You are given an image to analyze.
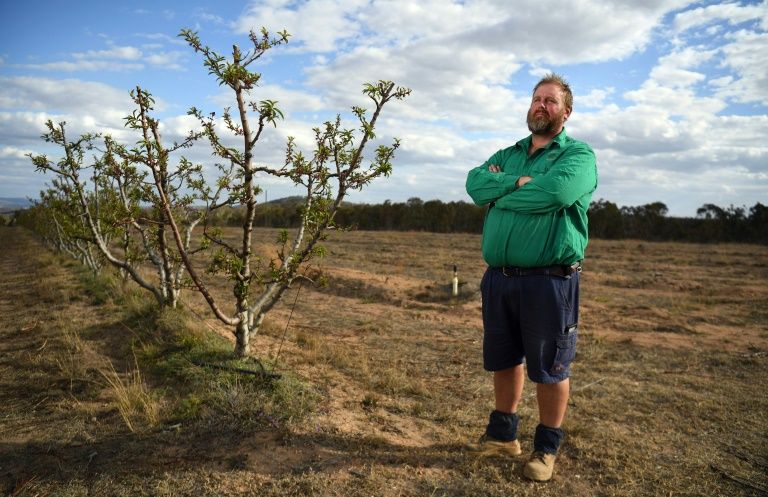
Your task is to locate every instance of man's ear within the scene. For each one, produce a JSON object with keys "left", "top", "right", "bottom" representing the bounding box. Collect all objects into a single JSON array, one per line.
[{"left": 564, "top": 106, "right": 572, "bottom": 121}]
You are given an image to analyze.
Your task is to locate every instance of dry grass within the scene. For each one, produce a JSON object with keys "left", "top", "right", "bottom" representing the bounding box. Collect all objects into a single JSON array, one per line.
[
  {"left": 1, "top": 226, "right": 767, "bottom": 496},
  {"left": 99, "top": 358, "right": 161, "bottom": 433},
  {"left": 52, "top": 325, "right": 90, "bottom": 390}
]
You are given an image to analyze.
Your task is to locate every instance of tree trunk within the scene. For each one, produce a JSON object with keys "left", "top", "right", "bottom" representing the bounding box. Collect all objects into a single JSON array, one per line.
[{"left": 234, "top": 316, "right": 250, "bottom": 357}]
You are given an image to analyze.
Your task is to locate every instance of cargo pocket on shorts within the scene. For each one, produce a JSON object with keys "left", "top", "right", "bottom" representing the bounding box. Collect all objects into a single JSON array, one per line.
[
  {"left": 549, "top": 324, "right": 578, "bottom": 377},
  {"left": 554, "top": 274, "right": 575, "bottom": 311}
]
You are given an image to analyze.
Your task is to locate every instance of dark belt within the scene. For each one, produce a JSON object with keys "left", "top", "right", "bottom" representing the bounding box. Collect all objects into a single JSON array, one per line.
[{"left": 497, "top": 262, "right": 582, "bottom": 278}]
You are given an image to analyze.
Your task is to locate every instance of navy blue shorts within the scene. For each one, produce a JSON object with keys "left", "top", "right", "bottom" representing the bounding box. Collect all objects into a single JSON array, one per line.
[{"left": 480, "top": 266, "right": 579, "bottom": 384}]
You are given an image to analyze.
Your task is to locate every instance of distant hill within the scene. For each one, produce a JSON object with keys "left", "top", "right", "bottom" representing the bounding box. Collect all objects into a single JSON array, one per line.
[
  {"left": 264, "top": 195, "right": 305, "bottom": 206},
  {"left": 263, "top": 196, "right": 362, "bottom": 206},
  {"left": 0, "top": 198, "right": 33, "bottom": 213}
]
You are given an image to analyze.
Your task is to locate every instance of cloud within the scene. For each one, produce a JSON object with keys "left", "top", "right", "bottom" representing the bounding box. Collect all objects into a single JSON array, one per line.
[
  {"left": 235, "top": 0, "right": 692, "bottom": 64},
  {"left": 0, "top": 76, "right": 134, "bottom": 116},
  {"left": 235, "top": 0, "right": 366, "bottom": 52},
  {"left": 193, "top": 8, "right": 228, "bottom": 26},
  {"left": 277, "top": 0, "right": 706, "bottom": 144},
  {"left": 144, "top": 51, "right": 188, "bottom": 70},
  {"left": 1, "top": 145, "right": 35, "bottom": 159},
  {"left": 648, "top": 47, "right": 717, "bottom": 88},
  {"left": 3, "top": 0, "right": 767, "bottom": 215},
  {"left": 72, "top": 45, "right": 142, "bottom": 61},
  {"left": 0, "top": 77, "right": 177, "bottom": 156},
  {"left": 22, "top": 60, "right": 144, "bottom": 72},
  {"left": 303, "top": 39, "right": 526, "bottom": 135},
  {"left": 672, "top": 1, "right": 767, "bottom": 34},
  {"left": 579, "top": 88, "right": 615, "bottom": 109},
  {"left": 715, "top": 29, "right": 768, "bottom": 105},
  {"left": 135, "top": 32, "right": 190, "bottom": 47},
  {"left": 206, "top": 84, "right": 327, "bottom": 116},
  {"left": 273, "top": 0, "right": 764, "bottom": 215},
  {"left": 22, "top": 38, "right": 190, "bottom": 73},
  {"left": 594, "top": 154, "right": 768, "bottom": 215},
  {"left": 668, "top": 2, "right": 768, "bottom": 106},
  {"left": 450, "top": 0, "right": 689, "bottom": 64}
]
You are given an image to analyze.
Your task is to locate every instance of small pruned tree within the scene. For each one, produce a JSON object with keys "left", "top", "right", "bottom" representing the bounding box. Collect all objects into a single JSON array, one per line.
[
  {"left": 147, "top": 28, "right": 410, "bottom": 357},
  {"left": 106, "top": 87, "right": 217, "bottom": 307},
  {"left": 29, "top": 120, "right": 197, "bottom": 307},
  {"left": 40, "top": 183, "right": 104, "bottom": 273}
]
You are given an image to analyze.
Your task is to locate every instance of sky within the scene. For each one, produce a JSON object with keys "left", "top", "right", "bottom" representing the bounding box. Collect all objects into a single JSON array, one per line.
[{"left": 1, "top": 0, "right": 766, "bottom": 217}]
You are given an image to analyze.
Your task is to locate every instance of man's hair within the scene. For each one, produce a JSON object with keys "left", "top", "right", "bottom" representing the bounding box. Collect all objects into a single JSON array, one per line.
[{"left": 533, "top": 73, "right": 573, "bottom": 110}]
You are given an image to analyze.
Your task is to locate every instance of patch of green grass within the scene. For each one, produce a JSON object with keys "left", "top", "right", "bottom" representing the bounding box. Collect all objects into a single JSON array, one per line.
[
  {"left": 79, "top": 270, "right": 121, "bottom": 304},
  {"left": 113, "top": 304, "right": 321, "bottom": 431}
]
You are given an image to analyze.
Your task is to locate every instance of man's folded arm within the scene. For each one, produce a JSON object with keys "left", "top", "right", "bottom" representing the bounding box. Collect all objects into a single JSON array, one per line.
[
  {"left": 466, "top": 159, "right": 519, "bottom": 206},
  {"left": 493, "top": 146, "right": 596, "bottom": 214}
]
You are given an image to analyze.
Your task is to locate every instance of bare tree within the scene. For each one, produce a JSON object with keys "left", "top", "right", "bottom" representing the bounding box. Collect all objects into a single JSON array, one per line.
[{"left": 144, "top": 28, "right": 411, "bottom": 356}]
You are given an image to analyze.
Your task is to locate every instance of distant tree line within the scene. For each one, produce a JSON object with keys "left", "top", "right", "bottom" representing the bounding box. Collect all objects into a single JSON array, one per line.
[
  {"left": 588, "top": 199, "right": 767, "bottom": 244},
  {"left": 207, "top": 197, "right": 767, "bottom": 244}
]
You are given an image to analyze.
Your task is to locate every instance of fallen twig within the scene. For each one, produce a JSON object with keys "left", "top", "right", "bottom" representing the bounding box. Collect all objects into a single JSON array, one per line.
[
  {"left": 573, "top": 377, "right": 607, "bottom": 392},
  {"left": 21, "top": 320, "right": 39, "bottom": 332},
  {"left": 9, "top": 475, "right": 44, "bottom": 497}
]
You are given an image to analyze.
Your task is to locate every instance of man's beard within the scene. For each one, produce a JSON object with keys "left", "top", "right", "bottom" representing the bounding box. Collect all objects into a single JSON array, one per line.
[{"left": 527, "top": 109, "right": 564, "bottom": 135}]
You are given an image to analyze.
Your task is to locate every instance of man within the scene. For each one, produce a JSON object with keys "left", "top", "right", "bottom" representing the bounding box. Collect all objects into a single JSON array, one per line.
[{"left": 465, "top": 73, "right": 597, "bottom": 482}]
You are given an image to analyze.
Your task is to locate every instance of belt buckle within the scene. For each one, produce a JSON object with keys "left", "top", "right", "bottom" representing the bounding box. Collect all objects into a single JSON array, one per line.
[{"left": 502, "top": 266, "right": 516, "bottom": 277}]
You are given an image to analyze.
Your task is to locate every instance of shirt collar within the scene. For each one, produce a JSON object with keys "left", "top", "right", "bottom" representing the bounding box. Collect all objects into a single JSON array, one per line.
[{"left": 515, "top": 127, "right": 568, "bottom": 151}]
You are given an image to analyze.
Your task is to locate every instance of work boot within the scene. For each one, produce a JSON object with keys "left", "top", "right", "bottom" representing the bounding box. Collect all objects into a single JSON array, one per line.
[
  {"left": 523, "top": 451, "right": 557, "bottom": 481},
  {"left": 469, "top": 410, "right": 521, "bottom": 456},
  {"left": 469, "top": 433, "right": 522, "bottom": 457},
  {"left": 523, "top": 424, "right": 564, "bottom": 482}
]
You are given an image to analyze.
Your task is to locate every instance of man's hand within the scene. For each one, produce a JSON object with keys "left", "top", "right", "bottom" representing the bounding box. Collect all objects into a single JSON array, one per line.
[
  {"left": 517, "top": 175, "right": 533, "bottom": 188},
  {"left": 488, "top": 164, "right": 501, "bottom": 173}
]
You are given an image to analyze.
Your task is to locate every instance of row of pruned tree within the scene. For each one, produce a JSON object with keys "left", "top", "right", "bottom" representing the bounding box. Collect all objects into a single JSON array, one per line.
[
  {"left": 17, "top": 28, "right": 410, "bottom": 357},
  {"left": 205, "top": 197, "right": 767, "bottom": 244}
]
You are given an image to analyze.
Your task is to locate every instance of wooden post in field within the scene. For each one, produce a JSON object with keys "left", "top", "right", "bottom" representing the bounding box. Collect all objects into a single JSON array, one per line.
[{"left": 452, "top": 264, "right": 459, "bottom": 297}]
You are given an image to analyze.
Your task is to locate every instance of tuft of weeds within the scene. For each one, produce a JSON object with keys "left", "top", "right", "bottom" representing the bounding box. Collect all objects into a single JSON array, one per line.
[
  {"left": 119, "top": 286, "right": 156, "bottom": 317},
  {"left": 99, "top": 358, "right": 161, "bottom": 433},
  {"left": 51, "top": 324, "right": 90, "bottom": 390},
  {"left": 294, "top": 331, "right": 317, "bottom": 350},
  {"left": 204, "top": 372, "right": 318, "bottom": 429},
  {"left": 371, "top": 364, "right": 428, "bottom": 397},
  {"left": 361, "top": 392, "right": 380, "bottom": 410},
  {"left": 80, "top": 271, "right": 120, "bottom": 305},
  {"left": 309, "top": 337, "right": 371, "bottom": 376},
  {"left": 38, "top": 285, "right": 71, "bottom": 304}
]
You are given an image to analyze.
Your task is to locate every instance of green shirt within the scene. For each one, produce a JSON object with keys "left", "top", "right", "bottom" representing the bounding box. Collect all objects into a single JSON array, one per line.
[{"left": 465, "top": 128, "right": 597, "bottom": 268}]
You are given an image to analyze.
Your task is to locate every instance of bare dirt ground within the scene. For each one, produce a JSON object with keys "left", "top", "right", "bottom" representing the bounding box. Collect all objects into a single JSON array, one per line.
[{"left": 1, "top": 226, "right": 767, "bottom": 496}]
